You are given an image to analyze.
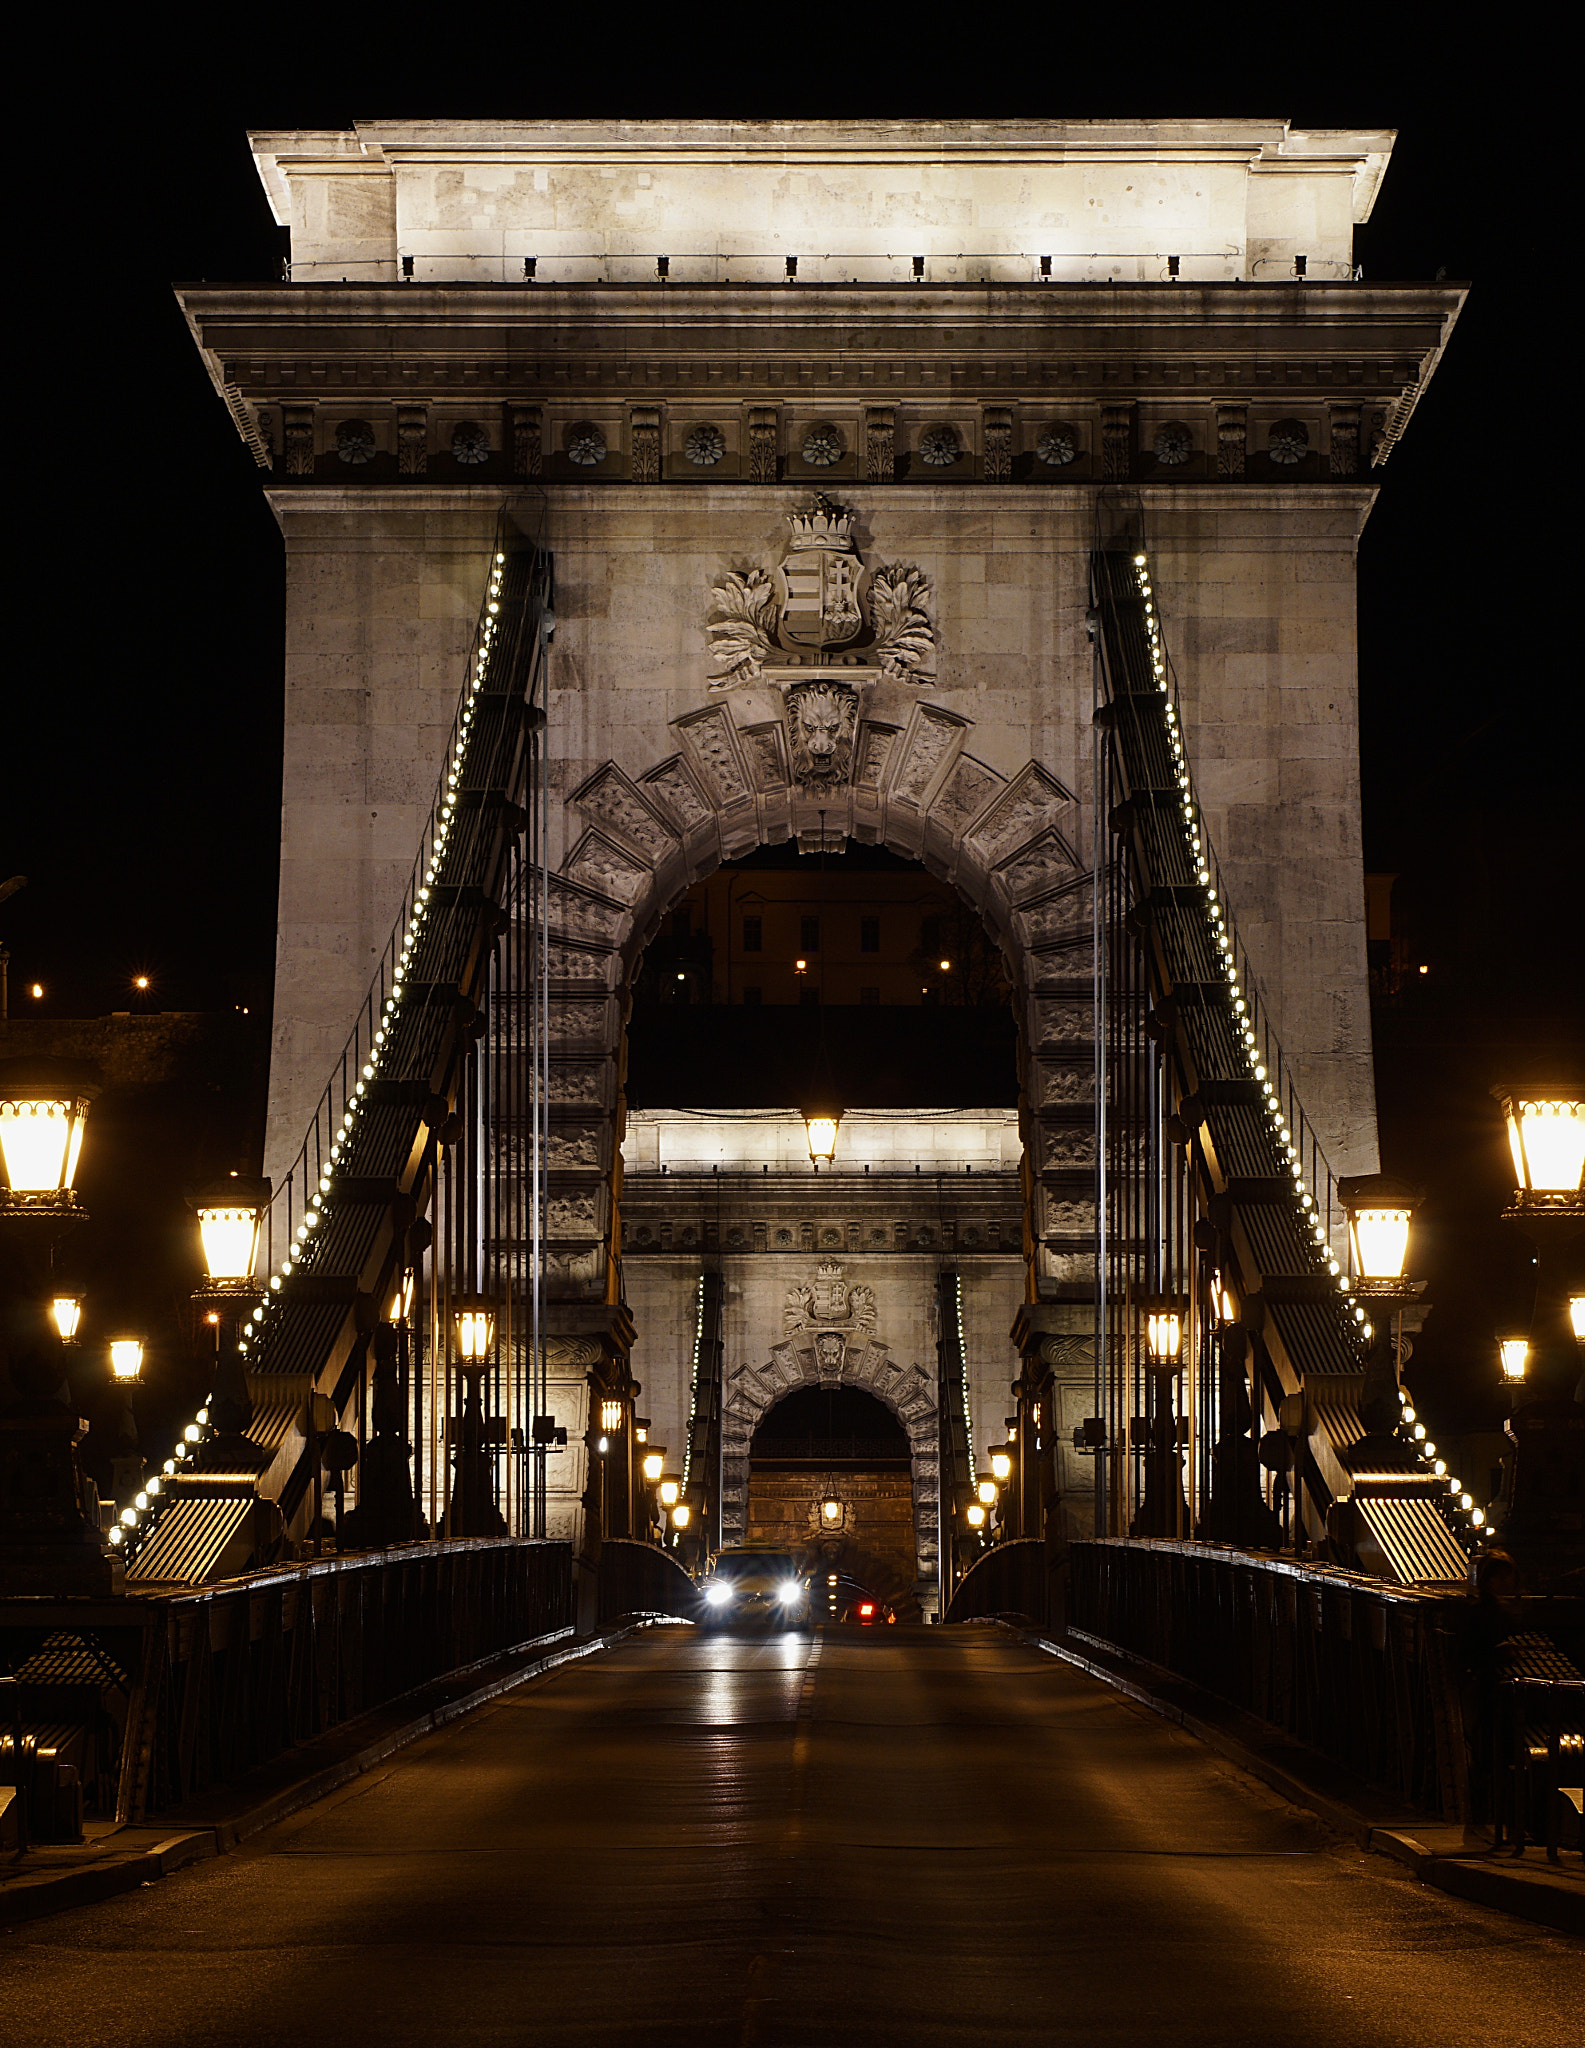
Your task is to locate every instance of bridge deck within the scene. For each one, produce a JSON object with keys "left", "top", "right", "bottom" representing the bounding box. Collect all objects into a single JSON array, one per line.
[{"left": 3, "top": 1629, "right": 1575, "bottom": 2045}]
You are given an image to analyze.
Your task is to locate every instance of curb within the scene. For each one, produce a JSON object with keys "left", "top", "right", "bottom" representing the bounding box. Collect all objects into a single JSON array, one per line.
[
  {"left": 997, "top": 1620, "right": 1584, "bottom": 1938},
  {"left": 1, "top": 1613, "right": 688, "bottom": 1929}
]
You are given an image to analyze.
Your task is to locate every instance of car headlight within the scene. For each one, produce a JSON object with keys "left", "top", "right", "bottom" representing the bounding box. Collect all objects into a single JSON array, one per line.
[
  {"left": 704, "top": 1581, "right": 733, "bottom": 1608},
  {"left": 776, "top": 1580, "right": 804, "bottom": 1606}
]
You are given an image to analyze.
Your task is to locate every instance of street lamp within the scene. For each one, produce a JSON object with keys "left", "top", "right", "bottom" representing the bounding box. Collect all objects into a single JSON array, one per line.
[
  {"left": 988, "top": 1445, "right": 1013, "bottom": 1484},
  {"left": 671, "top": 1502, "right": 691, "bottom": 1531},
  {"left": 454, "top": 1300, "right": 495, "bottom": 1359},
  {"left": 387, "top": 1268, "right": 415, "bottom": 1323},
  {"left": 803, "top": 1109, "right": 840, "bottom": 1166},
  {"left": 108, "top": 1338, "right": 144, "bottom": 1384},
  {"left": 658, "top": 1474, "right": 681, "bottom": 1511},
  {"left": 1135, "top": 1295, "right": 1190, "bottom": 1539},
  {"left": 1498, "top": 1334, "right": 1530, "bottom": 1384},
  {"left": 975, "top": 1476, "right": 998, "bottom": 1508},
  {"left": 965, "top": 1502, "right": 987, "bottom": 1530},
  {"left": 1144, "top": 1304, "right": 1183, "bottom": 1368},
  {"left": 192, "top": 1177, "right": 272, "bottom": 1290},
  {"left": 820, "top": 1496, "right": 843, "bottom": 1526},
  {"left": 1493, "top": 1086, "right": 1585, "bottom": 1202},
  {"left": 51, "top": 1294, "right": 83, "bottom": 1343},
  {"left": 641, "top": 1450, "right": 665, "bottom": 1485},
  {"left": 1337, "top": 1174, "right": 1423, "bottom": 1290},
  {"left": 0, "top": 1058, "right": 99, "bottom": 1212}
]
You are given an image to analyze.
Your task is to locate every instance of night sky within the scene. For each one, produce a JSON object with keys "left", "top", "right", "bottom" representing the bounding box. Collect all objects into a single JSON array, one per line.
[{"left": 4, "top": 26, "right": 1574, "bottom": 1440}]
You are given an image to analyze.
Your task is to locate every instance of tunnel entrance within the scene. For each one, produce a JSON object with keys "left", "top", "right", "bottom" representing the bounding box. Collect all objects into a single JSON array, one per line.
[{"left": 747, "top": 1386, "right": 921, "bottom": 1619}]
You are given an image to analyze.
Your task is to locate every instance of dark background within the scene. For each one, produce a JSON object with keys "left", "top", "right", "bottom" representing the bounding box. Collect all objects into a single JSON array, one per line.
[{"left": 2, "top": 20, "right": 1574, "bottom": 1461}]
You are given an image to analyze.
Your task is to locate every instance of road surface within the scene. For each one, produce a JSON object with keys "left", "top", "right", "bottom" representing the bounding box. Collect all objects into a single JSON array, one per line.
[{"left": 3, "top": 1626, "right": 1578, "bottom": 2046}]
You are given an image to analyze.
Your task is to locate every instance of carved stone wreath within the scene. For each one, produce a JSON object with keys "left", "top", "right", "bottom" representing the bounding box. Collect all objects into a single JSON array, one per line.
[
  {"left": 1154, "top": 422, "right": 1193, "bottom": 467},
  {"left": 685, "top": 423, "right": 725, "bottom": 467},
  {"left": 1036, "top": 425, "right": 1077, "bottom": 467},
  {"left": 801, "top": 421, "right": 845, "bottom": 467},
  {"left": 336, "top": 419, "right": 376, "bottom": 465},
  {"left": 1269, "top": 419, "right": 1310, "bottom": 466},
  {"left": 567, "top": 422, "right": 607, "bottom": 466},
  {"left": 918, "top": 424, "right": 961, "bottom": 467},
  {"left": 452, "top": 421, "right": 489, "bottom": 466}
]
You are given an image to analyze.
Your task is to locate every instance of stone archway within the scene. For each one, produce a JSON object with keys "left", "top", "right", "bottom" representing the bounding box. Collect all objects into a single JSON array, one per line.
[
  {"left": 537, "top": 698, "right": 1098, "bottom": 1317},
  {"left": 720, "top": 1285, "right": 940, "bottom": 1596}
]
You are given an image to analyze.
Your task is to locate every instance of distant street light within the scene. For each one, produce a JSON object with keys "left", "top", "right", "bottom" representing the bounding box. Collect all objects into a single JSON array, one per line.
[
  {"left": 454, "top": 1300, "right": 495, "bottom": 1359},
  {"left": 108, "top": 1337, "right": 144, "bottom": 1384},
  {"left": 803, "top": 1110, "right": 840, "bottom": 1165}
]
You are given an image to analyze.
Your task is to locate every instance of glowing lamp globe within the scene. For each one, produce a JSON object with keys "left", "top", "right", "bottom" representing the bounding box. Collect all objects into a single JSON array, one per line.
[
  {"left": 821, "top": 1498, "right": 842, "bottom": 1525},
  {"left": 454, "top": 1302, "right": 495, "bottom": 1359},
  {"left": 1492, "top": 1086, "right": 1585, "bottom": 1198},
  {"left": 0, "top": 1058, "right": 100, "bottom": 1203},
  {"left": 599, "top": 1398, "right": 624, "bottom": 1433},
  {"left": 804, "top": 1112, "right": 840, "bottom": 1165},
  {"left": 109, "top": 1338, "right": 144, "bottom": 1384},
  {"left": 192, "top": 1177, "right": 271, "bottom": 1288},
  {"left": 1570, "top": 1294, "right": 1585, "bottom": 1343},
  {"left": 1498, "top": 1336, "right": 1530, "bottom": 1383},
  {"left": 671, "top": 1502, "right": 692, "bottom": 1531},
  {"left": 1142, "top": 1299, "right": 1184, "bottom": 1367},
  {"left": 965, "top": 1502, "right": 987, "bottom": 1530},
  {"left": 975, "top": 1476, "right": 998, "bottom": 1507},
  {"left": 52, "top": 1294, "right": 84, "bottom": 1343},
  {"left": 658, "top": 1475, "right": 681, "bottom": 1509},
  {"left": 1338, "top": 1175, "right": 1423, "bottom": 1286},
  {"left": 641, "top": 1451, "right": 665, "bottom": 1484},
  {"left": 989, "top": 1447, "right": 1013, "bottom": 1484}
]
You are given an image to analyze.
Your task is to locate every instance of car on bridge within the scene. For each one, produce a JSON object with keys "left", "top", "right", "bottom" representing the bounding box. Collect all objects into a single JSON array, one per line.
[{"left": 697, "top": 1548, "right": 811, "bottom": 1631}]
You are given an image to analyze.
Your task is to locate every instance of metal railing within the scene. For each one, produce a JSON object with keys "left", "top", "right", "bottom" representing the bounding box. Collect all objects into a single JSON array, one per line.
[{"left": 1069, "top": 1539, "right": 1470, "bottom": 1819}]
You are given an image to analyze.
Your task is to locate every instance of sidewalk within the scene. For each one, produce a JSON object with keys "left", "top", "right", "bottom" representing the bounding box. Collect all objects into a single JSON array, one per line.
[
  {"left": 0, "top": 1614, "right": 686, "bottom": 1928},
  {"left": 1001, "top": 1618, "right": 1584, "bottom": 1939}
]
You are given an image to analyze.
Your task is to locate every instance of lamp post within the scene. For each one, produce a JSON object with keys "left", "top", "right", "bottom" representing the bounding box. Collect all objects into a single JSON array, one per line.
[
  {"left": 107, "top": 1337, "right": 146, "bottom": 1508},
  {"left": 447, "top": 1299, "right": 504, "bottom": 1537},
  {"left": 0, "top": 1058, "right": 119, "bottom": 1595},
  {"left": 1337, "top": 1174, "right": 1428, "bottom": 1433},
  {"left": 190, "top": 1175, "right": 270, "bottom": 1450},
  {"left": 1132, "top": 1295, "right": 1189, "bottom": 1538},
  {"left": 1488, "top": 1084, "right": 1585, "bottom": 1588}
]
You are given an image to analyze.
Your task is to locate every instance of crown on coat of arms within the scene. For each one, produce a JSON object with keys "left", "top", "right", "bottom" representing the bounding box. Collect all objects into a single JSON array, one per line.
[{"left": 787, "top": 495, "right": 856, "bottom": 552}]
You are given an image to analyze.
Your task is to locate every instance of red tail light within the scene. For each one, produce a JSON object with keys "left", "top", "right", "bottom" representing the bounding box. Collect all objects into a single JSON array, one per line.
[{"left": 859, "top": 1602, "right": 875, "bottom": 1616}]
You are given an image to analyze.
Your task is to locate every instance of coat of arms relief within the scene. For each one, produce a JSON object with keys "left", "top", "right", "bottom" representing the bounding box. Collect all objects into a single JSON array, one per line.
[
  {"left": 706, "top": 498, "right": 935, "bottom": 795},
  {"left": 781, "top": 1259, "right": 881, "bottom": 1386}
]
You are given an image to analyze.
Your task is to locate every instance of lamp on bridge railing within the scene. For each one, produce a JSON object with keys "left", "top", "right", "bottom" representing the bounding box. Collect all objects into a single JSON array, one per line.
[
  {"left": 670, "top": 1502, "right": 691, "bottom": 1531},
  {"left": 1144, "top": 1304, "right": 1183, "bottom": 1369},
  {"left": 1337, "top": 1175, "right": 1423, "bottom": 1292},
  {"left": 641, "top": 1450, "right": 665, "bottom": 1485},
  {"left": 988, "top": 1445, "right": 1013, "bottom": 1484},
  {"left": 1498, "top": 1334, "right": 1530, "bottom": 1385},
  {"left": 964, "top": 1501, "right": 987, "bottom": 1531},
  {"left": 454, "top": 1300, "right": 495, "bottom": 1360},
  {"left": 658, "top": 1474, "right": 681, "bottom": 1512},
  {"left": 387, "top": 1268, "right": 415, "bottom": 1323},
  {"left": 1493, "top": 1086, "right": 1585, "bottom": 1204},
  {"left": 1490, "top": 1081, "right": 1584, "bottom": 1413},
  {"left": 192, "top": 1176, "right": 272, "bottom": 1292},
  {"left": 0, "top": 1058, "right": 99, "bottom": 1215},
  {"left": 599, "top": 1398, "right": 624, "bottom": 1434},
  {"left": 51, "top": 1294, "right": 83, "bottom": 1344}
]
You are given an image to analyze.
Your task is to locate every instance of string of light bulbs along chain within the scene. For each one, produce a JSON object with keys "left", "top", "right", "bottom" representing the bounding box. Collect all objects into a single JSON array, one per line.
[
  {"left": 1130, "top": 549, "right": 1483, "bottom": 1551},
  {"left": 111, "top": 551, "right": 519, "bottom": 1561}
]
